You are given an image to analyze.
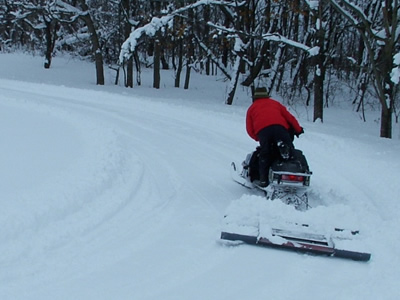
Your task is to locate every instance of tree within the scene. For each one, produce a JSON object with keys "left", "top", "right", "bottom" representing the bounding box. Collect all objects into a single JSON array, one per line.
[
  {"left": 119, "top": 1, "right": 207, "bottom": 89},
  {"left": 4, "top": 1, "right": 57, "bottom": 67},
  {"left": 6, "top": 0, "right": 109, "bottom": 84},
  {"left": 0, "top": 1, "right": 14, "bottom": 50},
  {"left": 73, "top": 0, "right": 104, "bottom": 85},
  {"left": 121, "top": 0, "right": 133, "bottom": 87},
  {"left": 201, "top": 1, "right": 319, "bottom": 104},
  {"left": 309, "top": 0, "right": 326, "bottom": 122},
  {"left": 330, "top": 0, "right": 400, "bottom": 138},
  {"left": 2, "top": 0, "right": 398, "bottom": 139}
]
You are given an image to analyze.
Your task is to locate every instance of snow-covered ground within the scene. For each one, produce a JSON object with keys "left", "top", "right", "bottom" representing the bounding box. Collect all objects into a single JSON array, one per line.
[{"left": 0, "top": 53, "right": 399, "bottom": 300}]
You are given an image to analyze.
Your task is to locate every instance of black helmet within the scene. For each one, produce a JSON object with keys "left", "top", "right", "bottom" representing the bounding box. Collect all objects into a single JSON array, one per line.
[{"left": 253, "top": 87, "right": 269, "bottom": 100}]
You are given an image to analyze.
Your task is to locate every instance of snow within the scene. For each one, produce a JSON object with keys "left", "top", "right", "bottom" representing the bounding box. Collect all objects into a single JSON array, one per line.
[
  {"left": 394, "top": 52, "right": 400, "bottom": 65},
  {"left": 391, "top": 53, "right": 400, "bottom": 84},
  {"left": 0, "top": 53, "right": 400, "bottom": 300},
  {"left": 261, "top": 33, "right": 319, "bottom": 56},
  {"left": 304, "top": 0, "right": 319, "bottom": 10}
]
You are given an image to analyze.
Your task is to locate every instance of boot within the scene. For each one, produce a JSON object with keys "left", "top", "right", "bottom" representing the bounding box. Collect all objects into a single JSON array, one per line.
[
  {"left": 258, "top": 177, "right": 268, "bottom": 188},
  {"left": 277, "top": 141, "right": 290, "bottom": 160},
  {"left": 258, "top": 159, "right": 269, "bottom": 187}
]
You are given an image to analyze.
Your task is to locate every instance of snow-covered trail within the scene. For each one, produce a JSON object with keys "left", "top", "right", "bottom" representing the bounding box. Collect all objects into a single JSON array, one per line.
[
  {"left": 0, "top": 80, "right": 249, "bottom": 299},
  {"left": 1, "top": 75, "right": 399, "bottom": 300}
]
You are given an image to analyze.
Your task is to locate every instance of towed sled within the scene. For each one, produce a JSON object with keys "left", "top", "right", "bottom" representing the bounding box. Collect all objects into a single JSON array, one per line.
[
  {"left": 223, "top": 143, "right": 371, "bottom": 262},
  {"left": 220, "top": 218, "right": 371, "bottom": 261}
]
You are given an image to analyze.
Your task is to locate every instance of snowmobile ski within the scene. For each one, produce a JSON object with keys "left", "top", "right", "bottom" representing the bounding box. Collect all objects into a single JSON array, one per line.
[
  {"left": 230, "top": 162, "right": 254, "bottom": 189},
  {"left": 231, "top": 161, "right": 271, "bottom": 192}
]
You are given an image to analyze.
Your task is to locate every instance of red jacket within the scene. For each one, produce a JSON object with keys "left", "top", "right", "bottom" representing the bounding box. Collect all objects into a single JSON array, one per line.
[{"left": 246, "top": 97, "right": 302, "bottom": 141}]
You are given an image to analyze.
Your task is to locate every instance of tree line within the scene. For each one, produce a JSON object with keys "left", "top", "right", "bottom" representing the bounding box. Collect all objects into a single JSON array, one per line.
[{"left": 1, "top": 0, "right": 399, "bottom": 138}]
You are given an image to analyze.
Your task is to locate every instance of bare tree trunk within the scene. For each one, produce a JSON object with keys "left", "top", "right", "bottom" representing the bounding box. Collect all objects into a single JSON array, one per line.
[
  {"left": 133, "top": 52, "right": 141, "bottom": 86},
  {"left": 225, "top": 55, "right": 241, "bottom": 105},
  {"left": 381, "top": 105, "right": 393, "bottom": 138},
  {"left": 329, "top": 0, "right": 398, "bottom": 138},
  {"left": 43, "top": 18, "right": 57, "bottom": 69},
  {"left": 184, "top": 58, "right": 191, "bottom": 90},
  {"left": 126, "top": 56, "right": 133, "bottom": 88},
  {"left": 313, "top": 61, "right": 324, "bottom": 122},
  {"left": 241, "top": 42, "right": 269, "bottom": 87},
  {"left": 153, "top": 35, "right": 161, "bottom": 89},
  {"left": 77, "top": 0, "right": 104, "bottom": 85},
  {"left": 175, "top": 41, "right": 183, "bottom": 88},
  {"left": 312, "top": 2, "right": 325, "bottom": 122},
  {"left": 122, "top": 0, "right": 133, "bottom": 88},
  {"left": 203, "top": 5, "right": 211, "bottom": 76},
  {"left": 184, "top": 7, "right": 194, "bottom": 90}
]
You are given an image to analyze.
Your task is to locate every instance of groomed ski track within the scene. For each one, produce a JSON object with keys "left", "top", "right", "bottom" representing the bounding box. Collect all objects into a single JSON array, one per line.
[{"left": 0, "top": 77, "right": 399, "bottom": 300}]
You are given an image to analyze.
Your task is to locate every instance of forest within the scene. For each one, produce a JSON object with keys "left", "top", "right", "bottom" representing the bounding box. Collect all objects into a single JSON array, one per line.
[{"left": 0, "top": 0, "right": 399, "bottom": 138}]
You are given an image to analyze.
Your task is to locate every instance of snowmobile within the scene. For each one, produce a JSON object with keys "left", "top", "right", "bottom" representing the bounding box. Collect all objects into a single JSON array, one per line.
[
  {"left": 231, "top": 143, "right": 311, "bottom": 211},
  {"left": 223, "top": 141, "right": 371, "bottom": 262}
]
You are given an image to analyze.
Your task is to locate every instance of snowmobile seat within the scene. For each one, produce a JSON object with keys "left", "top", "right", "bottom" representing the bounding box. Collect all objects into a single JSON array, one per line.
[{"left": 271, "top": 149, "right": 310, "bottom": 174}]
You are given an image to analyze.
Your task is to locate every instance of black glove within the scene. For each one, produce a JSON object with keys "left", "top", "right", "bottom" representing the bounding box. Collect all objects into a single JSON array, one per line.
[{"left": 295, "top": 127, "right": 304, "bottom": 138}]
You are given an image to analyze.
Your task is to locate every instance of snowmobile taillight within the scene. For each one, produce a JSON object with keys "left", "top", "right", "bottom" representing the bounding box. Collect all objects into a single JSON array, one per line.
[{"left": 282, "top": 174, "right": 304, "bottom": 182}]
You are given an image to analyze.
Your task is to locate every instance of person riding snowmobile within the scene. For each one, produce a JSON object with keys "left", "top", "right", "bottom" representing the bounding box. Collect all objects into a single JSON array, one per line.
[{"left": 246, "top": 87, "right": 304, "bottom": 187}]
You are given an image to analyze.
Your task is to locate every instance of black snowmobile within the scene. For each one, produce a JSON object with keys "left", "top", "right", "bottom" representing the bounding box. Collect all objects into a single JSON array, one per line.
[
  {"left": 231, "top": 142, "right": 312, "bottom": 211},
  {"left": 224, "top": 141, "right": 371, "bottom": 262}
]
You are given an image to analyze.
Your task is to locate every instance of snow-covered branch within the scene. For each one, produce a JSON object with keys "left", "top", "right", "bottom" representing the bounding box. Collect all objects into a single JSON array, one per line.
[
  {"left": 329, "top": 0, "right": 383, "bottom": 41},
  {"left": 262, "top": 33, "right": 319, "bottom": 56},
  {"left": 119, "top": 0, "right": 243, "bottom": 63},
  {"left": 47, "top": 0, "right": 87, "bottom": 23},
  {"left": 303, "top": 0, "right": 320, "bottom": 10},
  {"left": 208, "top": 21, "right": 319, "bottom": 56},
  {"left": 119, "top": 15, "right": 174, "bottom": 63},
  {"left": 194, "top": 34, "right": 232, "bottom": 80}
]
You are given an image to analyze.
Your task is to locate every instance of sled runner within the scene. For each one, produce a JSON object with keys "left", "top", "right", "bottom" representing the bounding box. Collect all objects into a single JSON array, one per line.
[{"left": 220, "top": 225, "right": 371, "bottom": 261}]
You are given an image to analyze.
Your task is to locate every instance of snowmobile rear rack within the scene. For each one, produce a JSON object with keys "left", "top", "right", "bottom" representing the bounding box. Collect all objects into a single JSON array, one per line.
[{"left": 220, "top": 231, "right": 371, "bottom": 262}]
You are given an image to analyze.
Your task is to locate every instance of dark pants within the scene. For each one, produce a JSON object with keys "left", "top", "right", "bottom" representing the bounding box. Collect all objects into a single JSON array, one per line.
[{"left": 257, "top": 125, "right": 294, "bottom": 182}]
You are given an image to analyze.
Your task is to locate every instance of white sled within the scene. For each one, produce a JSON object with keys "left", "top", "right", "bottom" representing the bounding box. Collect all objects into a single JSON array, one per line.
[{"left": 220, "top": 197, "right": 371, "bottom": 261}]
